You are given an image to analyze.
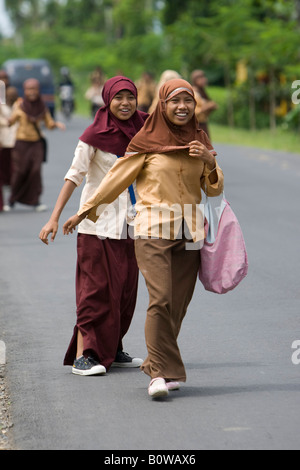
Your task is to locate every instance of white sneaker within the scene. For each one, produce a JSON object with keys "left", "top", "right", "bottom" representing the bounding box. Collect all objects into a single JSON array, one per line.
[
  {"left": 166, "top": 381, "right": 180, "bottom": 391},
  {"left": 35, "top": 204, "right": 47, "bottom": 212},
  {"left": 148, "top": 378, "right": 169, "bottom": 398}
]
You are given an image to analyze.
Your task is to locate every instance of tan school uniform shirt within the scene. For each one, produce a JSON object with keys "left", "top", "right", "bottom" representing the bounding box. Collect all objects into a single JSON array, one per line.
[
  {"left": 78, "top": 150, "right": 224, "bottom": 243},
  {"left": 9, "top": 99, "right": 56, "bottom": 141}
]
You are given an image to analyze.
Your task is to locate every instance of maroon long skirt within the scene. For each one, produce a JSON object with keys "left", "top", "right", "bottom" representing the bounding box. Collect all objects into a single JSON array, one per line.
[
  {"left": 63, "top": 233, "right": 139, "bottom": 370},
  {"left": 10, "top": 140, "right": 43, "bottom": 206},
  {"left": 0, "top": 148, "right": 13, "bottom": 186},
  {"left": 0, "top": 181, "right": 3, "bottom": 211},
  {"left": 0, "top": 147, "right": 13, "bottom": 211}
]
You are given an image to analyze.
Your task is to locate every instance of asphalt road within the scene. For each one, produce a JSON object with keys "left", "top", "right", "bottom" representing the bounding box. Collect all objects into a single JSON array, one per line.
[{"left": 0, "top": 115, "right": 300, "bottom": 451}]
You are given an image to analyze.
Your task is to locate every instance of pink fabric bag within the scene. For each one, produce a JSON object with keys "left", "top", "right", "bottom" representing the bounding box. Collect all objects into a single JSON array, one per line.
[{"left": 199, "top": 196, "right": 248, "bottom": 294}]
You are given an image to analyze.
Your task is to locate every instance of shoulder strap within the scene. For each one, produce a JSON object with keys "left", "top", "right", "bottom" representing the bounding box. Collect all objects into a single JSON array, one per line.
[
  {"left": 32, "top": 121, "right": 42, "bottom": 139},
  {"left": 117, "top": 156, "right": 136, "bottom": 206}
]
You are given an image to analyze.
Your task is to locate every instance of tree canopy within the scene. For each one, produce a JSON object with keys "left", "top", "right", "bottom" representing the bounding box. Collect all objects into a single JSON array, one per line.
[{"left": 1, "top": 0, "right": 300, "bottom": 129}]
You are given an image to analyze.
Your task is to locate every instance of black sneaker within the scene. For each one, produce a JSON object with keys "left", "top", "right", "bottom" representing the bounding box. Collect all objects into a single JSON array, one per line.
[
  {"left": 72, "top": 356, "right": 106, "bottom": 376},
  {"left": 111, "top": 351, "right": 143, "bottom": 368}
]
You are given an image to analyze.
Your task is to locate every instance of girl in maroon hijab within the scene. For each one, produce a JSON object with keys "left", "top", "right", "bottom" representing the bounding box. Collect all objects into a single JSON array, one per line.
[
  {"left": 8, "top": 78, "right": 65, "bottom": 211},
  {"left": 39, "top": 76, "right": 148, "bottom": 376}
]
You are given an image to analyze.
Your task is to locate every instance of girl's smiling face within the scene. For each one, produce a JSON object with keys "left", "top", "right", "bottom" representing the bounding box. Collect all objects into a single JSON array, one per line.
[
  {"left": 165, "top": 91, "right": 196, "bottom": 126},
  {"left": 24, "top": 85, "right": 40, "bottom": 102},
  {"left": 110, "top": 90, "right": 137, "bottom": 120}
]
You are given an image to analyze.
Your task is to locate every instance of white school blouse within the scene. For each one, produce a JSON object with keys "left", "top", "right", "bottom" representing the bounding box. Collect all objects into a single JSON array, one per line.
[{"left": 64, "top": 140, "right": 135, "bottom": 239}]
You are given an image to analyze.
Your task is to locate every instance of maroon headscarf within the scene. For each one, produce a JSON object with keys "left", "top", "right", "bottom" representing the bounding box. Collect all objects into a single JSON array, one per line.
[
  {"left": 21, "top": 78, "right": 47, "bottom": 122},
  {"left": 80, "top": 76, "right": 148, "bottom": 156}
]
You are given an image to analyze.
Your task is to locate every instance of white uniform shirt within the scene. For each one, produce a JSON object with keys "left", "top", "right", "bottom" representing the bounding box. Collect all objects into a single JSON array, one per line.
[
  {"left": 0, "top": 103, "right": 18, "bottom": 148},
  {"left": 64, "top": 140, "right": 135, "bottom": 239}
]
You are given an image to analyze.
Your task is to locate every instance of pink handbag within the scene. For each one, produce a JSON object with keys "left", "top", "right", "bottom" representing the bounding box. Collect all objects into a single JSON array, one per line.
[{"left": 199, "top": 196, "right": 248, "bottom": 294}]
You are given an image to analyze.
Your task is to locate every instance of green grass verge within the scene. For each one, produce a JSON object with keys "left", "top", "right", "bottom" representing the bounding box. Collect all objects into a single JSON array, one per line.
[{"left": 210, "top": 123, "right": 300, "bottom": 155}]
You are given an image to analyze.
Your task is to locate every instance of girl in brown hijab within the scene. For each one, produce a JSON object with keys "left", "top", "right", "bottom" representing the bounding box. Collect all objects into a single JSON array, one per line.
[
  {"left": 7, "top": 78, "right": 65, "bottom": 211},
  {"left": 190, "top": 69, "right": 218, "bottom": 138},
  {"left": 62, "top": 79, "right": 224, "bottom": 398}
]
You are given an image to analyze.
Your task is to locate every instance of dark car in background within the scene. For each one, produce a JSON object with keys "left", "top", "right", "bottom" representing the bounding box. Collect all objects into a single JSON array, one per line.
[{"left": 1, "top": 58, "right": 56, "bottom": 117}]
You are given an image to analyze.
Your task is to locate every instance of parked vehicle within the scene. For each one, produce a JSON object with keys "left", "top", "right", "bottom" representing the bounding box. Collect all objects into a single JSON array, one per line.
[{"left": 1, "top": 58, "right": 56, "bottom": 117}]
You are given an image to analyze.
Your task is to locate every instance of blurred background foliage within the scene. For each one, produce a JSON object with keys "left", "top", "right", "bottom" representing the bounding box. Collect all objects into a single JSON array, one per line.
[{"left": 1, "top": 0, "right": 300, "bottom": 133}]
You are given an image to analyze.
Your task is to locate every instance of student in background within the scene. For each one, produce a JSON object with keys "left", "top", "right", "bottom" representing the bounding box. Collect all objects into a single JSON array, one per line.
[
  {"left": 0, "top": 86, "right": 18, "bottom": 212},
  {"left": 7, "top": 78, "right": 65, "bottom": 212},
  {"left": 190, "top": 69, "right": 218, "bottom": 138}
]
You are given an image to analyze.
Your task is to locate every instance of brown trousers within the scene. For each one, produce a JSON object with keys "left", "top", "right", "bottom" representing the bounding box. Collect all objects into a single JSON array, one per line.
[{"left": 135, "top": 237, "right": 200, "bottom": 382}]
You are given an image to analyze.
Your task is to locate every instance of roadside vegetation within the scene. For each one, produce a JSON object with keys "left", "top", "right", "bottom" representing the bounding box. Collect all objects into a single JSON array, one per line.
[{"left": 1, "top": 0, "right": 300, "bottom": 154}]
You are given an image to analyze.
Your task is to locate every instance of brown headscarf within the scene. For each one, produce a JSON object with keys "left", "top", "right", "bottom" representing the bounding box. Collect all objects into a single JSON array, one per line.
[
  {"left": 125, "top": 78, "right": 214, "bottom": 155},
  {"left": 21, "top": 78, "right": 47, "bottom": 122},
  {"left": 190, "top": 69, "right": 210, "bottom": 100}
]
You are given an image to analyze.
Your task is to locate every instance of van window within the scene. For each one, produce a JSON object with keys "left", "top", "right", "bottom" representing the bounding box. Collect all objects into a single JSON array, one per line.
[
  {"left": 2, "top": 59, "right": 56, "bottom": 116},
  {"left": 4, "top": 61, "right": 54, "bottom": 87}
]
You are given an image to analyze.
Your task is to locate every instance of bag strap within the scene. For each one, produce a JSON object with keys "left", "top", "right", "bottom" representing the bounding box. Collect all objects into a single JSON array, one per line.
[
  {"left": 117, "top": 156, "right": 136, "bottom": 206},
  {"left": 32, "top": 121, "right": 42, "bottom": 139},
  {"left": 203, "top": 181, "right": 227, "bottom": 244}
]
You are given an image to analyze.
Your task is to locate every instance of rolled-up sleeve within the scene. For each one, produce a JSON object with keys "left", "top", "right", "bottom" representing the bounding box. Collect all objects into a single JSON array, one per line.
[
  {"left": 201, "top": 162, "right": 224, "bottom": 197},
  {"left": 78, "top": 153, "right": 146, "bottom": 222},
  {"left": 64, "top": 141, "right": 96, "bottom": 187}
]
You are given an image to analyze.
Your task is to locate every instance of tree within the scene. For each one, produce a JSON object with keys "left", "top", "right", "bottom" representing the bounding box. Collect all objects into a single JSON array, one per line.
[{"left": 2, "top": 0, "right": 300, "bottom": 130}]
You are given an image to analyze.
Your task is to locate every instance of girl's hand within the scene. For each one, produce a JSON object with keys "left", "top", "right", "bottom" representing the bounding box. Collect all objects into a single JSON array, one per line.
[
  {"left": 56, "top": 121, "right": 66, "bottom": 131},
  {"left": 63, "top": 214, "right": 84, "bottom": 235},
  {"left": 189, "top": 140, "right": 216, "bottom": 168},
  {"left": 39, "top": 220, "right": 59, "bottom": 245}
]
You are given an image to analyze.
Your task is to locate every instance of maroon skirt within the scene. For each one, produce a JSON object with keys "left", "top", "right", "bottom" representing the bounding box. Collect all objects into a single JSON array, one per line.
[
  {"left": 0, "top": 148, "right": 13, "bottom": 186},
  {"left": 10, "top": 140, "right": 44, "bottom": 206},
  {"left": 0, "top": 148, "right": 12, "bottom": 211},
  {"left": 0, "top": 183, "right": 3, "bottom": 211},
  {"left": 63, "top": 233, "right": 139, "bottom": 370}
]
